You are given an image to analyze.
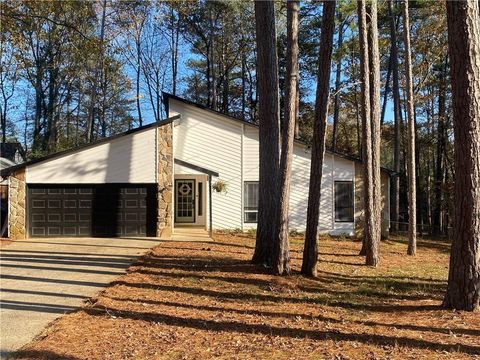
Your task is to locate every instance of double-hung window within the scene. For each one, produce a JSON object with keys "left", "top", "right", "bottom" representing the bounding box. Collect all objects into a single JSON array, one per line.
[
  {"left": 244, "top": 181, "right": 259, "bottom": 223},
  {"left": 334, "top": 181, "right": 354, "bottom": 222}
]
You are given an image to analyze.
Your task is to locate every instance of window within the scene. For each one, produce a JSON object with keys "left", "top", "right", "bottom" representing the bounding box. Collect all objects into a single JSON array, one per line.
[
  {"left": 335, "top": 181, "right": 354, "bottom": 222},
  {"left": 244, "top": 182, "right": 259, "bottom": 223}
]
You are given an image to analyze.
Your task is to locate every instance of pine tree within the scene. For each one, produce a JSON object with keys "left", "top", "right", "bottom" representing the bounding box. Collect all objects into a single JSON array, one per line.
[
  {"left": 251, "top": 0, "right": 281, "bottom": 267},
  {"left": 443, "top": 0, "right": 480, "bottom": 312},
  {"left": 403, "top": 0, "right": 417, "bottom": 255},
  {"left": 301, "top": 0, "right": 336, "bottom": 277},
  {"left": 273, "top": 0, "right": 299, "bottom": 275}
]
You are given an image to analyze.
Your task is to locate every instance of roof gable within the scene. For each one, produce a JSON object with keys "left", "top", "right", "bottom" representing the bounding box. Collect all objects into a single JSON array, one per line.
[
  {"left": 1, "top": 115, "right": 180, "bottom": 178},
  {"left": 163, "top": 92, "right": 394, "bottom": 175}
]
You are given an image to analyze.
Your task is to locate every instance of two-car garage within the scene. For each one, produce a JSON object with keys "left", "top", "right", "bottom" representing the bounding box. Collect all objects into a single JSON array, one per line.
[
  {"left": 27, "top": 184, "right": 157, "bottom": 237},
  {"left": 2, "top": 120, "right": 170, "bottom": 239}
]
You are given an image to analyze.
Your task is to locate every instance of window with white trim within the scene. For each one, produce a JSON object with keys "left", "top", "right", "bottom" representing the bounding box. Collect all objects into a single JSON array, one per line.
[
  {"left": 244, "top": 181, "right": 258, "bottom": 223},
  {"left": 334, "top": 181, "right": 354, "bottom": 222}
]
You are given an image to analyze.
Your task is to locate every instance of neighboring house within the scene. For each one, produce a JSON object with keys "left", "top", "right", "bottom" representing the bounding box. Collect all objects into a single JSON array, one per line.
[
  {"left": 0, "top": 143, "right": 26, "bottom": 166},
  {"left": 0, "top": 93, "right": 391, "bottom": 240}
]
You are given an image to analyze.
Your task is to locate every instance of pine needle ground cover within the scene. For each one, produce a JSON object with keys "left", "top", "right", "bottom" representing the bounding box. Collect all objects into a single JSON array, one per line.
[{"left": 12, "top": 234, "right": 480, "bottom": 360}]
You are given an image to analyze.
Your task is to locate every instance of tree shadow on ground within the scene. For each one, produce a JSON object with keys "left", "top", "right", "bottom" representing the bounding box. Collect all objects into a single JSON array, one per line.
[
  {"left": 83, "top": 305, "right": 480, "bottom": 355},
  {"left": 10, "top": 350, "right": 82, "bottom": 360},
  {"left": 105, "top": 296, "right": 480, "bottom": 337},
  {"left": 111, "top": 278, "right": 444, "bottom": 313},
  {"left": 385, "top": 237, "right": 451, "bottom": 254},
  {"left": 131, "top": 267, "right": 444, "bottom": 301},
  {"left": 133, "top": 254, "right": 447, "bottom": 298}
]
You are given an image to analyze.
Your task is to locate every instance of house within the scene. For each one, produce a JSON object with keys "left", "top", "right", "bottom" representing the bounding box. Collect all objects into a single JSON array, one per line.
[{"left": 0, "top": 93, "right": 391, "bottom": 239}]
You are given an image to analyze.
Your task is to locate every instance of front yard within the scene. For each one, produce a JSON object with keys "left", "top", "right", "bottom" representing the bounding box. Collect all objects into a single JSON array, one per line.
[{"left": 11, "top": 234, "right": 480, "bottom": 359}]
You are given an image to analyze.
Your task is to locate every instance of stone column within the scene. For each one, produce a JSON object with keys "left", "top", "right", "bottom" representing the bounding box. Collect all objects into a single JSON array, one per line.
[
  {"left": 157, "top": 123, "right": 173, "bottom": 238},
  {"left": 8, "top": 169, "right": 26, "bottom": 239}
]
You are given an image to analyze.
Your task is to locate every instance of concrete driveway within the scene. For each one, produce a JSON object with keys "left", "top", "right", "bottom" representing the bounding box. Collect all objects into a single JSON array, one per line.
[{"left": 0, "top": 236, "right": 162, "bottom": 358}]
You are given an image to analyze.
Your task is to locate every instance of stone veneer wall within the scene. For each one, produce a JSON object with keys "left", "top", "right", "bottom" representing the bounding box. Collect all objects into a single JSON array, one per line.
[
  {"left": 8, "top": 169, "right": 26, "bottom": 239},
  {"left": 156, "top": 123, "right": 173, "bottom": 238},
  {"left": 354, "top": 163, "right": 390, "bottom": 239}
]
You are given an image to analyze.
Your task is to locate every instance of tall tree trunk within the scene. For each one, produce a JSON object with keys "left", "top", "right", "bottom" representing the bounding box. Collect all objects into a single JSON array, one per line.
[
  {"left": 32, "top": 68, "right": 43, "bottom": 152},
  {"left": 206, "top": 48, "right": 212, "bottom": 107},
  {"left": 389, "top": 0, "right": 401, "bottom": 232},
  {"left": 209, "top": 12, "right": 217, "bottom": 111},
  {"left": 87, "top": 0, "right": 107, "bottom": 142},
  {"left": 350, "top": 45, "right": 361, "bottom": 157},
  {"left": 301, "top": 0, "right": 336, "bottom": 277},
  {"left": 357, "top": 0, "right": 376, "bottom": 265},
  {"left": 426, "top": 95, "right": 434, "bottom": 234},
  {"left": 170, "top": 8, "right": 179, "bottom": 96},
  {"left": 433, "top": 64, "right": 447, "bottom": 236},
  {"left": 367, "top": 1, "right": 382, "bottom": 266},
  {"left": 443, "top": 0, "right": 480, "bottom": 312},
  {"left": 294, "top": 79, "right": 300, "bottom": 138},
  {"left": 380, "top": 52, "right": 393, "bottom": 126},
  {"left": 136, "top": 35, "right": 143, "bottom": 127},
  {"left": 273, "top": 0, "right": 299, "bottom": 276},
  {"left": 403, "top": 0, "right": 417, "bottom": 256},
  {"left": 332, "top": 10, "right": 343, "bottom": 152},
  {"left": 251, "top": 0, "right": 281, "bottom": 267},
  {"left": 241, "top": 46, "right": 246, "bottom": 120},
  {"left": 44, "top": 51, "right": 58, "bottom": 152}
]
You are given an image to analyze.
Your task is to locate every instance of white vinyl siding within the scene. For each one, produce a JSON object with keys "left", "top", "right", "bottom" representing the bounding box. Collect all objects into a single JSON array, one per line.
[
  {"left": 243, "top": 126, "right": 260, "bottom": 181},
  {"left": 170, "top": 100, "right": 243, "bottom": 229},
  {"left": 169, "top": 99, "right": 378, "bottom": 236},
  {"left": 27, "top": 127, "right": 157, "bottom": 184}
]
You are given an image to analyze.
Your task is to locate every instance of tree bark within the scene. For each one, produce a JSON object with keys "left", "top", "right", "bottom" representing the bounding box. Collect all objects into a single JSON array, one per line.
[
  {"left": 380, "top": 51, "right": 392, "bottom": 126},
  {"left": 357, "top": 0, "right": 377, "bottom": 266},
  {"left": 170, "top": 7, "right": 179, "bottom": 96},
  {"left": 87, "top": 0, "right": 107, "bottom": 142},
  {"left": 273, "top": 0, "right": 299, "bottom": 276},
  {"left": 301, "top": 0, "right": 336, "bottom": 277},
  {"left": 389, "top": 0, "right": 401, "bottom": 233},
  {"left": 364, "top": 2, "right": 382, "bottom": 266},
  {"left": 403, "top": 0, "right": 417, "bottom": 256},
  {"left": 433, "top": 64, "right": 447, "bottom": 236},
  {"left": 443, "top": 0, "right": 480, "bottom": 312},
  {"left": 251, "top": 0, "right": 281, "bottom": 267},
  {"left": 136, "top": 29, "right": 143, "bottom": 127},
  {"left": 332, "top": 10, "right": 343, "bottom": 152},
  {"left": 294, "top": 79, "right": 300, "bottom": 138}
]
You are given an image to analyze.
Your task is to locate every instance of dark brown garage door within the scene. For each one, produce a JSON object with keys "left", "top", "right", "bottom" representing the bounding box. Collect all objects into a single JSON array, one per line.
[{"left": 28, "top": 184, "right": 157, "bottom": 237}]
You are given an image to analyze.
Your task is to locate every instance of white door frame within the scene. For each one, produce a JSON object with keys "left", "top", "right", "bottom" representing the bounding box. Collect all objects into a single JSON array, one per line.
[
  {"left": 174, "top": 174, "right": 207, "bottom": 227},
  {"left": 175, "top": 179, "right": 195, "bottom": 223}
]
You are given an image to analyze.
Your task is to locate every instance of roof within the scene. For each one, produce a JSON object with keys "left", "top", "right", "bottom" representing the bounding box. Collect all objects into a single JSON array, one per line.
[
  {"left": 174, "top": 159, "right": 219, "bottom": 177},
  {"left": 162, "top": 92, "right": 395, "bottom": 175},
  {"left": 0, "top": 115, "right": 181, "bottom": 178}
]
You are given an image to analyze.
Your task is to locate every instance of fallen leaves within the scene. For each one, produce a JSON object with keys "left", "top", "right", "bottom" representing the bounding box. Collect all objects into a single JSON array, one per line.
[{"left": 10, "top": 234, "right": 480, "bottom": 360}]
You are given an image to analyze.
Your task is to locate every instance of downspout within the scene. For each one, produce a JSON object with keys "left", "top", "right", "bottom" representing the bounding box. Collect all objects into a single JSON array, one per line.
[
  {"left": 331, "top": 154, "right": 335, "bottom": 233},
  {"left": 240, "top": 124, "right": 244, "bottom": 230},
  {"left": 6, "top": 176, "right": 10, "bottom": 238},
  {"left": 208, "top": 174, "right": 213, "bottom": 238}
]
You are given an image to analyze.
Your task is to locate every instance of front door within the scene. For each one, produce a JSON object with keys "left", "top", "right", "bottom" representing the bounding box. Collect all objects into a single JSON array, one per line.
[{"left": 175, "top": 179, "right": 195, "bottom": 223}]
